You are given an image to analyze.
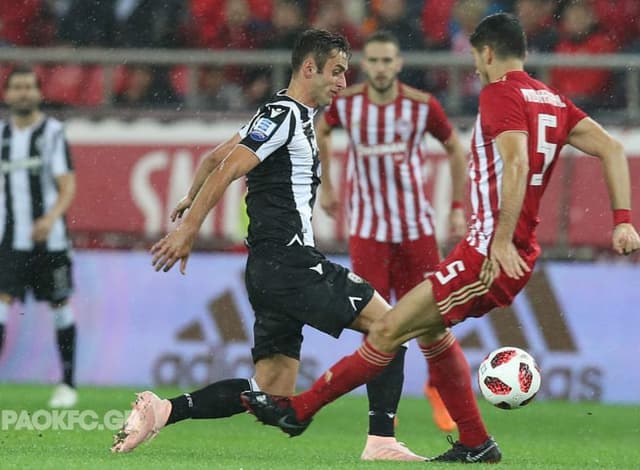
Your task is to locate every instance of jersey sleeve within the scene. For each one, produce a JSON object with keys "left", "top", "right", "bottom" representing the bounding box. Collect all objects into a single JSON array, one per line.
[
  {"left": 50, "top": 127, "right": 74, "bottom": 177},
  {"left": 425, "top": 96, "right": 453, "bottom": 143},
  {"left": 238, "top": 104, "right": 293, "bottom": 161},
  {"left": 563, "top": 96, "right": 589, "bottom": 132},
  {"left": 323, "top": 98, "right": 342, "bottom": 128},
  {"left": 479, "top": 84, "right": 528, "bottom": 137}
]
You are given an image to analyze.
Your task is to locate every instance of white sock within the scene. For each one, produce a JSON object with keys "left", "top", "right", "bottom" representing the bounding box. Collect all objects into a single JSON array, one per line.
[
  {"left": 51, "top": 304, "right": 75, "bottom": 329},
  {"left": 0, "top": 301, "right": 8, "bottom": 325}
]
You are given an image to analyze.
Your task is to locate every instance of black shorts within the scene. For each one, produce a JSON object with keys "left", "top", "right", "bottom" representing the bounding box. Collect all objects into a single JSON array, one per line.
[
  {"left": 0, "top": 248, "right": 73, "bottom": 303},
  {"left": 245, "top": 241, "right": 374, "bottom": 363}
]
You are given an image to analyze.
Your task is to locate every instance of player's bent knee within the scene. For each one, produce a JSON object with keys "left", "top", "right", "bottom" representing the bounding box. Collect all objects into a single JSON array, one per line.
[{"left": 368, "top": 317, "right": 403, "bottom": 353}]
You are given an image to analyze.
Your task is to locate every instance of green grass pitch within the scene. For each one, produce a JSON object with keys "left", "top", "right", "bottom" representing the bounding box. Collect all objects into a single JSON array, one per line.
[{"left": 1, "top": 384, "right": 639, "bottom": 469}]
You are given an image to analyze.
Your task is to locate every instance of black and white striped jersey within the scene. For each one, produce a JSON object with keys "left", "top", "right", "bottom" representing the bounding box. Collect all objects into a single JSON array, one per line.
[
  {"left": 0, "top": 116, "right": 74, "bottom": 251},
  {"left": 238, "top": 90, "right": 321, "bottom": 247}
]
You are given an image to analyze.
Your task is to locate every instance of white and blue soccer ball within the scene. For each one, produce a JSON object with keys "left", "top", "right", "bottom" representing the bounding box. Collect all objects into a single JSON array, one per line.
[{"left": 478, "top": 347, "right": 541, "bottom": 410}]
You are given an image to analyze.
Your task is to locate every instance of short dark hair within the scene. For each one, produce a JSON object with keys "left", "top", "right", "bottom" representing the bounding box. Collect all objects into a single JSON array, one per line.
[
  {"left": 4, "top": 65, "right": 41, "bottom": 90},
  {"left": 469, "top": 13, "right": 526, "bottom": 60},
  {"left": 291, "top": 29, "right": 351, "bottom": 73},
  {"left": 364, "top": 30, "right": 400, "bottom": 49}
]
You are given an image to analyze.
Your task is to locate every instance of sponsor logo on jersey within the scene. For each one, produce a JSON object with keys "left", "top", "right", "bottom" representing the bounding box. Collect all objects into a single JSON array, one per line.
[
  {"left": 249, "top": 117, "right": 278, "bottom": 142},
  {"left": 348, "top": 272, "right": 364, "bottom": 284},
  {"left": 356, "top": 141, "right": 408, "bottom": 158},
  {"left": 0, "top": 157, "right": 43, "bottom": 174}
]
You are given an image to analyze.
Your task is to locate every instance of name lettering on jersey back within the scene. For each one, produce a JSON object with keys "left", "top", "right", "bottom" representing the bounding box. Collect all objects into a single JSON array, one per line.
[
  {"left": 0, "top": 156, "right": 43, "bottom": 174},
  {"left": 520, "top": 89, "right": 566, "bottom": 108},
  {"left": 356, "top": 141, "right": 408, "bottom": 158}
]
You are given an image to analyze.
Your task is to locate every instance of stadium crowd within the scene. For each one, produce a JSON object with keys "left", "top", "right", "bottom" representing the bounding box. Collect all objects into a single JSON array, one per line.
[{"left": 0, "top": 0, "right": 638, "bottom": 111}]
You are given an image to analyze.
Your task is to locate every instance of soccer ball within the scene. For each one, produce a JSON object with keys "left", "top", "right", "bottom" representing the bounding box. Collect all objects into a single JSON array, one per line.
[{"left": 477, "top": 347, "right": 541, "bottom": 410}]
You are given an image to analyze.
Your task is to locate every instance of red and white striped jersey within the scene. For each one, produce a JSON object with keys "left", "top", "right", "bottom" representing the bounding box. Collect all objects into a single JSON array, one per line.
[
  {"left": 467, "top": 70, "right": 587, "bottom": 255},
  {"left": 324, "top": 83, "right": 453, "bottom": 242}
]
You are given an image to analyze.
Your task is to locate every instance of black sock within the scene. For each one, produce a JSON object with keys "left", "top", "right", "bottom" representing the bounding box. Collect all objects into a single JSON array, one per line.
[
  {"left": 0, "top": 324, "right": 5, "bottom": 354},
  {"left": 166, "top": 378, "right": 252, "bottom": 425},
  {"left": 366, "top": 346, "right": 407, "bottom": 437},
  {"left": 56, "top": 324, "right": 76, "bottom": 387}
]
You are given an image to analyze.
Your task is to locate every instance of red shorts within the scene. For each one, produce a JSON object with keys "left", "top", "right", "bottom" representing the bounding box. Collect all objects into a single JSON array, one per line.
[
  {"left": 349, "top": 235, "right": 440, "bottom": 302},
  {"left": 430, "top": 239, "right": 540, "bottom": 327}
]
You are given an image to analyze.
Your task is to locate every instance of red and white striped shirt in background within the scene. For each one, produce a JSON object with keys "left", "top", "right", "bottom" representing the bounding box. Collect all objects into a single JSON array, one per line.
[{"left": 324, "top": 83, "right": 453, "bottom": 243}]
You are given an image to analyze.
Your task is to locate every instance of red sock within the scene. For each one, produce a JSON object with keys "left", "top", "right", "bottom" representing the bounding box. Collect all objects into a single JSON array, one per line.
[
  {"left": 291, "top": 340, "right": 395, "bottom": 422},
  {"left": 420, "top": 332, "right": 489, "bottom": 448}
]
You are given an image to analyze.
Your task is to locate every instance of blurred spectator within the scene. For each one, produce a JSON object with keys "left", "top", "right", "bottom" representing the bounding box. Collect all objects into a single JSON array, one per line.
[
  {"left": 550, "top": 0, "right": 616, "bottom": 111},
  {"left": 241, "top": 68, "right": 273, "bottom": 109},
  {"left": 189, "top": 0, "right": 273, "bottom": 47},
  {"left": 196, "top": 65, "right": 245, "bottom": 111},
  {"left": 362, "top": 0, "right": 424, "bottom": 51},
  {"left": 40, "top": 64, "right": 104, "bottom": 107},
  {"left": 263, "top": 0, "right": 307, "bottom": 49},
  {"left": 312, "top": 0, "right": 362, "bottom": 50},
  {"left": 0, "top": 0, "right": 54, "bottom": 46},
  {"left": 421, "top": 0, "right": 456, "bottom": 49},
  {"left": 52, "top": 0, "right": 115, "bottom": 47},
  {"left": 210, "top": 0, "right": 269, "bottom": 49},
  {"left": 361, "top": 0, "right": 424, "bottom": 87},
  {"left": 450, "top": 0, "right": 488, "bottom": 112},
  {"left": 112, "top": 0, "right": 187, "bottom": 48},
  {"left": 114, "top": 65, "right": 182, "bottom": 108},
  {"left": 592, "top": 0, "right": 640, "bottom": 49},
  {"left": 515, "top": 0, "right": 558, "bottom": 52}
]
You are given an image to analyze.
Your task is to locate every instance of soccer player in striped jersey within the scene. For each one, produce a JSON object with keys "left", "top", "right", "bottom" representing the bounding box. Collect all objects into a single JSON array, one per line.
[
  {"left": 113, "top": 29, "right": 424, "bottom": 461},
  {"left": 0, "top": 66, "right": 78, "bottom": 408},
  {"left": 242, "top": 13, "right": 640, "bottom": 463},
  {"left": 317, "top": 30, "right": 467, "bottom": 433}
]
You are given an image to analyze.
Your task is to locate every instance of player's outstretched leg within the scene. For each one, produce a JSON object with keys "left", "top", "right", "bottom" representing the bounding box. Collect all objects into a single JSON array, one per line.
[
  {"left": 112, "top": 378, "right": 253, "bottom": 453},
  {"left": 242, "top": 340, "right": 396, "bottom": 435}
]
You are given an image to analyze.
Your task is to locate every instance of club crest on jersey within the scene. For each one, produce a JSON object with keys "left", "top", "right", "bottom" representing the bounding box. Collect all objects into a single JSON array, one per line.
[
  {"left": 249, "top": 117, "right": 278, "bottom": 142},
  {"left": 395, "top": 119, "right": 412, "bottom": 139}
]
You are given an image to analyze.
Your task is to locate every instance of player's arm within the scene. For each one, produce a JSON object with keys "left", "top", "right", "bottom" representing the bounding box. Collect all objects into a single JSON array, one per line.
[
  {"left": 567, "top": 117, "right": 640, "bottom": 255},
  {"left": 171, "top": 133, "right": 242, "bottom": 221},
  {"left": 32, "top": 172, "right": 76, "bottom": 242},
  {"left": 490, "top": 131, "right": 531, "bottom": 279},
  {"left": 151, "top": 145, "right": 260, "bottom": 273},
  {"left": 317, "top": 115, "right": 339, "bottom": 217},
  {"left": 441, "top": 130, "right": 467, "bottom": 239}
]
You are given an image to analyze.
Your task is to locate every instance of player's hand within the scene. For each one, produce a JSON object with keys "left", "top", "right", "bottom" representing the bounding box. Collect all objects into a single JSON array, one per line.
[
  {"left": 612, "top": 223, "right": 640, "bottom": 255},
  {"left": 489, "top": 239, "right": 530, "bottom": 280},
  {"left": 448, "top": 208, "right": 466, "bottom": 243},
  {"left": 150, "top": 224, "right": 197, "bottom": 274},
  {"left": 31, "top": 215, "right": 55, "bottom": 242},
  {"left": 320, "top": 186, "right": 339, "bottom": 218},
  {"left": 170, "top": 195, "right": 193, "bottom": 222}
]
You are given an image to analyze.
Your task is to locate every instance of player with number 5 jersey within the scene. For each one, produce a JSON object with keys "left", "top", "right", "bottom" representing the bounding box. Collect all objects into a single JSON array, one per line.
[
  {"left": 242, "top": 13, "right": 640, "bottom": 463},
  {"left": 433, "top": 50, "right": 590, "bottom": 326}
]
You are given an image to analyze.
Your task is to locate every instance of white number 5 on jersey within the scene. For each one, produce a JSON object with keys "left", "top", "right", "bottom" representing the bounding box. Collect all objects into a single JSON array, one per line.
[
  {"left": 530, "top": 113, "right": 558, "bottom": 186},
  {"left": 435, "top": 260, "right": 465, "bottom": 285}
]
